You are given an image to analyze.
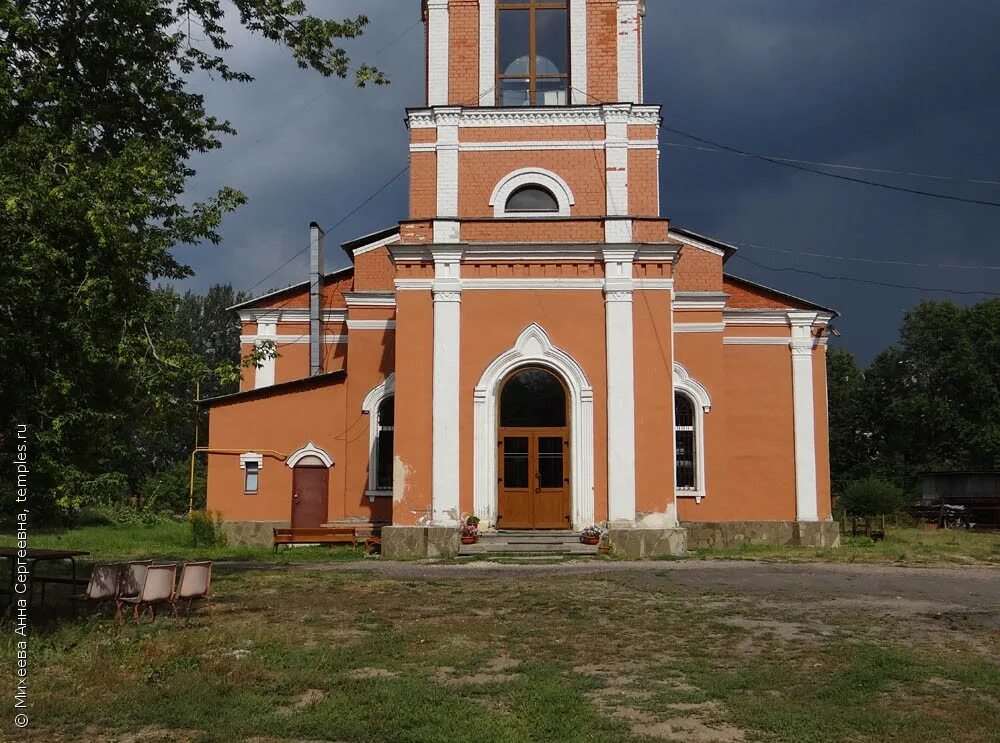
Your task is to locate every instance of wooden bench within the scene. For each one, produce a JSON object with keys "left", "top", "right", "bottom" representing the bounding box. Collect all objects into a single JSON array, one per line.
[{"left": 272, "top": 527, "right": 359, "bottom": 553}]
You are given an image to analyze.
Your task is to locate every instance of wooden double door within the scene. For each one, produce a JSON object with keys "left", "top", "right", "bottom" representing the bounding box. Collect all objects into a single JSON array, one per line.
[{"left": 497, "top": 428, "right": 570, "bottom": 529}]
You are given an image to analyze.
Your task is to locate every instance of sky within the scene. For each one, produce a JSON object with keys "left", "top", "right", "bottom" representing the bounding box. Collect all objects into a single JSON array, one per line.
[{"left": 177, "top": 0, "right": 1000, "bottom": 364}]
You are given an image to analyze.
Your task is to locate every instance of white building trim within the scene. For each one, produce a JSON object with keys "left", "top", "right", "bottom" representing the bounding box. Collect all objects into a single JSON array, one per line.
[
  {"left": 673, "top": 362, "right": 712, "bottom": 413},
  {"left": 344, "top": 292, "right": 396, "bottom": 308},
  {"left": 570, "top": 0, "right": 588, "bottom": 104},
  {"left": 432, "top": 246, "right": 463, "bottom": 525},
  {"left": 668, "top": 231, "right": 727, "bottom": 258},
  {"left": 634, "top": 278, "right": 675, "bottom": 290},
  {"left": 362, "top": 374, "right": 395, "bottom": 493},
  {"left": 789, "top": 312, "right": 820, "bottom": 522},
  {"left": 285, "top": 441, "right": 333, "bottom": 469},
  {"left": 603, "top": 246, "right": 636, "bottom": 523},
  {"left": 395, "top": 278, "right": 436, "bottom": 291},
  {"left": 350, "top": 233, "right": 400, "bottom": 258},
  {"left": 473, "top": 324, "right": 595, "bottom": 529},
  {"left": 407, "top": 104, "right": 662, "bottom": 129},
  {"left": 239, "top": 452, "right": 264, "bottom": 470},
  {"left": 239, "top": 308, "right": 347, "bottom": 324},
  {"left": 604, "top": 105, "right": 631, "bottom": 216},
  {"left": 674, "top": 323, "right": 725, "bottom": 334},
  {"left": 436, "top": 111, "right": 460, "bottom": 218},
  {"left": 673, "top": 364, "right": 711, "bottom": 504},
  {"left": 241, "top": 334, "right": 347, "bottom": 345},
  {"left": 617, "top": 0, "right": 641, "bottom": 102},
  {"left": 254, "top": 319, "right": 277, "bottom": 389},
  {"left": 723, "top": 337, "right": 792, "bottom": 346},
  {"left": 489, "top": 168, "right": 575, "bottom": 217},
  {"left": 462, "top": 278, "right": 605, "bottom": 291},
  {"left": 346, "top": 320, "right": 397, "bottom": 331},
  {"left": 426, "top": 0, "right": 449, "bottom": 106},
  {"left": 409, "top": 139, "right": 660, "bottom": 153}
]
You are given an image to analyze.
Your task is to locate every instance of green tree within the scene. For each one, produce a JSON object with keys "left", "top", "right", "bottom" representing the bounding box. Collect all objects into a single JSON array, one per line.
[
  {"left": 0, "top": 1, "right": 385, "bottom": 518},
  {"left": 826, "top": 347, "right": 871, "bottom": 494}
]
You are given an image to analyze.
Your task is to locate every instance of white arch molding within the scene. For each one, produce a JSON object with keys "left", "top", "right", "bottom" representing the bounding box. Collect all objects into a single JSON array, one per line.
[
  {"left": 489, "top": 168, "right": 576, "bottom": 217},
  {"left": 673, "top": 363, "right": 710, "bottom": 502},
  {"left": 474, "top": 324, "right": 595, "bottom": 528},
  {"left": 362, "top": 373, "right": 395, "bottom": 493},
  {"left": 285, "top": 441, "right": 334, "bottom": 469}
]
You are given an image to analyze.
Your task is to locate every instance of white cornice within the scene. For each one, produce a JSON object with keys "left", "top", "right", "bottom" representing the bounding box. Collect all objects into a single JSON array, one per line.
[
  {"left": 240, "top": 334, "right": 348, "bottom": 345},
  {"left": 675, "top": 323, "right": 725, "bottom": 334},
  {"left": 346, "top": 320, "right": 396, "bottom": 331},
  {"left": 410, "top": 139, "right": 659, "bottom": 153},
  {"left": 406, "top": 104, "right": 662, "bottom": 130},
  {"left": 351, "top": 233, "right": 400, "bottom": 257},
  {"left": 723, "top": 337, "right": 792, "bottom": 346},
  {"left": 395, "top": 278, "right": 435, "bottom": 291},
  {"left": 344, "top": 292, "right": 396, "bottom": 308},
  {"left": 239, "top": 308, "right": 347, "bottom": 324},
  {"left": 668, "top": 230, "right": 726, "bottom": 258},
  {"left": 724, "top": 309, "right": 835, "bottom": 326},
  {"left": 462, "top": 278, "right": 605, "bottom": 291}
]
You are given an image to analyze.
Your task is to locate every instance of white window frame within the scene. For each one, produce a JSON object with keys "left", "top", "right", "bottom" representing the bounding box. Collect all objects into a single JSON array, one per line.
[
  {"left": 490, "top": 168, "right": 575, "bottom": 217},
  {"left": 480, "top": 0, "right": 588, "bottom": 106},
  {"left": 673, "top": 363, "right": 711, "bottom": 503},
  {"left": 240, "top": 452, "right": 263, "bottom": 495},
  {"left": 362, "top": 374, "right": 396, "bottom": 497}
]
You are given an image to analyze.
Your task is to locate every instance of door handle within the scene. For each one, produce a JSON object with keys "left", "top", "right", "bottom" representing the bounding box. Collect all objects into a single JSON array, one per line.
[{"left": 535, "top": 472, "right": 541, "bottom": 493}]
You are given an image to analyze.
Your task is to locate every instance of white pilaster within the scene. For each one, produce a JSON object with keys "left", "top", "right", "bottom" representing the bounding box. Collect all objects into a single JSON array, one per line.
[
  {"left": 254, "top": 319, "right": 277, "bottom": 389},
  {"left": 479, "top": 0, "right": 496, "bottom": 105},
  {"left": 426, "top": 0, "right": 450, "bottom": 106},
  {"left": 617, "top": 0, "right": 641, "bottom": 103},
  {"left": 604, "top": 246, "right": 637, "bottom": 523},
  {"left": 435, "top": 109, "right": 460, "bottom": 218},
  {"left": 432, "top": 245, "right": 463, "bottom": 525},
  {"left": 604, "top": 105, "right": 630, "bottom": 216},
  {"left": 570, "top": 0, "right": 588, "bottom": 104},
  {"left": 789, "top": 312, "right": 819, "bottom": 522}
]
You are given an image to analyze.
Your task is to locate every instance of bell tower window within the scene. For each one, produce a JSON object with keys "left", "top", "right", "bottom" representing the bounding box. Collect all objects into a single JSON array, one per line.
[{"left": 497, "top": 0, "right": 569, "bottom": 106}]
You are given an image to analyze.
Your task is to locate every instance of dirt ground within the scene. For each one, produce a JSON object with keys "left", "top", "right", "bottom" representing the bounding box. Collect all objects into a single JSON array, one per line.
[{"left": 15, "top": 559, "right": 1000, "bottom": 743}]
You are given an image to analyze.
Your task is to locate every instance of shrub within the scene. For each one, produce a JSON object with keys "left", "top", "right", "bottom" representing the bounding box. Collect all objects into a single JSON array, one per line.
[
  {"left": 839, "top": 478, "right": 906, "bottom": 518},
  {"left": 189, "top": 509, "right": 227, "bottom": 547}
]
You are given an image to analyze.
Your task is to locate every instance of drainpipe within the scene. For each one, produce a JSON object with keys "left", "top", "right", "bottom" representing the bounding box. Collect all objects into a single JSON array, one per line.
[{"left": 309, "top": 222, "right": 325, "bottom": 377}]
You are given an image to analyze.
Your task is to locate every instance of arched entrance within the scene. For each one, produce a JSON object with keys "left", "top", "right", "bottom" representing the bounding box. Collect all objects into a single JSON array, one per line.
[
  {"left": 286, "top": 442, "right": 333, "bottom": 529},
  {"left": 497, "top": 367, "right": 570, "bottom": 529}
]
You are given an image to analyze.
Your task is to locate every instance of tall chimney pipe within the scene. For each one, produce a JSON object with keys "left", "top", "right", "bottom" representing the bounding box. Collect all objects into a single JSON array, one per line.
[{"left": 309, "top": 222, "right": 325, "bottom": 377}]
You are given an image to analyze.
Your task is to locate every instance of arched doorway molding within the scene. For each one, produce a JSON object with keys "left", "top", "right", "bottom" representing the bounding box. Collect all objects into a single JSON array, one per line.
[
  {"left": 474, "top": 324, "right": 594, "bottom": 528},
  {"left": 285, "top": 441, "right": 334, "bottom": 469}
]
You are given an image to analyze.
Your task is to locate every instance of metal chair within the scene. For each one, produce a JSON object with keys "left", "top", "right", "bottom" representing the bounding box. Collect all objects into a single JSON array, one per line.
[
  {"left": 174, "top": 561, "right": 213, "bottom": 618},
  {"left": 117, "top": 562, "right": 174, "bottom": 623}
]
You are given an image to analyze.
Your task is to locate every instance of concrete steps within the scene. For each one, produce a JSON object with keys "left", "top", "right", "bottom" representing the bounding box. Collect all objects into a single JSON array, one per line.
[{"left": 459, "top": 530, "right": 598, "bottom": 557}]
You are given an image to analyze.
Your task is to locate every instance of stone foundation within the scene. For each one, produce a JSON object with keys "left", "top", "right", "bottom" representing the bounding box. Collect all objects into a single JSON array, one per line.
[
  {"left": 682, "top": 520, "right": 841, "bottom": 550},
  {"left": 222, "top": 521, "right": 288, "bottom": 548},
  {"left": 382, "top": 526, "right": 461, "bottom": 560},
  {"left": 605, "top": 527, "right": 688, "bottom": 559}
]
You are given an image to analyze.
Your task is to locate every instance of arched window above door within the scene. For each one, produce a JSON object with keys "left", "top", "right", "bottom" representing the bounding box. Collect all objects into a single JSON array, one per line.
[{"left": 500, "top": 368, "right": 567, "bottom": 428}]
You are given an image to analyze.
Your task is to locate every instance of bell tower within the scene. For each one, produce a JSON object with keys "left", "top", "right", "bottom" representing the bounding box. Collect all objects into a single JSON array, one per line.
[{"left": 409, "top": 0, "right": 662, "bottom": 242}]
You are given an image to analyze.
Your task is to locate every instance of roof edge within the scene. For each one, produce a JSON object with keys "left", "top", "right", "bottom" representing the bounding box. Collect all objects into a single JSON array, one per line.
[
  {"left": 198, "top": 370, "right": 346, "bottom": 408},
  {"left": 228, "top": 265, "right": 355, "bottom": 312},
  {"left": 723, "top": 273, "right": 839, "bottom": 317}
]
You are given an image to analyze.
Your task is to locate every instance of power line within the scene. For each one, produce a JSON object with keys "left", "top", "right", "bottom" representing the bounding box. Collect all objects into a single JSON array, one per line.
[
  {"left": 243, "top": 164, "right": 410, "bottom": 295},
  {"left": 731, "top": 254, "right": 1000, "bottom": 296},
  {"left": 733, "top": 241, "right": 1000, "bottom": 272},
  {"left": 661, "top": 125, "right": 1000, "bottom": 208},
  {"left": 663, "top": 141, "right": 1000, "bottom": 188}
]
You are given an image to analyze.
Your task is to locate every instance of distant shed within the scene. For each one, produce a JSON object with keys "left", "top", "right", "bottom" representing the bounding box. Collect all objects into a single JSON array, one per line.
[{"left": 920, "top": 471, "right": 1000, "bottom": 505}]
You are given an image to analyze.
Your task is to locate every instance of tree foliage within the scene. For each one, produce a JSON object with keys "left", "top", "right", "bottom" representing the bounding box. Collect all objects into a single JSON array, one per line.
[
  {"left": 828, "top": 300, "right": 1000, "bottom": 498},
  {"left": 1, "top": 1, "right": 384, "bottom": 518}
]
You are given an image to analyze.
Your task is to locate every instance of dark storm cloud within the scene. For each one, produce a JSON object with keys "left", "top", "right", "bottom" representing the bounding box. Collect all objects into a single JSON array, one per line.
[{"left": 178, "top": 0, "right": 1000, "bottom": 362}]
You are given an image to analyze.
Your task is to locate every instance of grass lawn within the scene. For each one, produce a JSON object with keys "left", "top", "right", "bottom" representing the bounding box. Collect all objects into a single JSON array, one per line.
[
  {"left": 9, "top": 563, "right": 999, "bottom": 743},
  {"left": 0, "top": 520, "right": 364, "bottom": 564},
  {"left": 689, "top": 527, "right": 1000, "bottom": 566}
]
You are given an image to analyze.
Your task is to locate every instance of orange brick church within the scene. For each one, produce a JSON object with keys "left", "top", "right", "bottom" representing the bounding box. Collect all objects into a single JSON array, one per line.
[{"left": 202, "top": 0, "right": 840, "bottom": 557}]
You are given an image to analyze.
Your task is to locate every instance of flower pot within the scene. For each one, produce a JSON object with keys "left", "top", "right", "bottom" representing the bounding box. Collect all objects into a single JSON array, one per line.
[
  {"left": 461, "top": 536, "right": 478, "bottom": 545},
  {"left": 581, "top": 535, "right": 600, "bottom": 546}
]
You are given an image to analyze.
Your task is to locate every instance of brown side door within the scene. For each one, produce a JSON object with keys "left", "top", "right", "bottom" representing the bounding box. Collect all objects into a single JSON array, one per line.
[
  {"left": 498, "top": 430, "right": 569, "bottom": 530},
  {"left": 291, "top": 467, "right": 329, "bottom": 529}
]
